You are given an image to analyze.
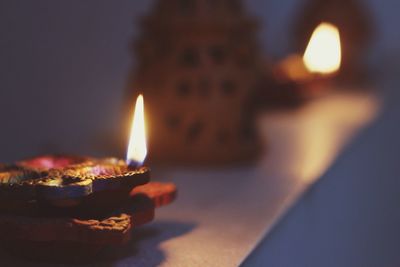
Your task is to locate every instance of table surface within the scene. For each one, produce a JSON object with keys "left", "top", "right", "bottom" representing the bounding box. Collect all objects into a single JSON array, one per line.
[
  {"left": 118, "top": 91, "right": 378, "bottom": 267},
  {"left": 242, "top": 79, "right": 400, "bottom": 267},
  {"left": 0, "top": 91, "right": 378, "bottom": 267}
]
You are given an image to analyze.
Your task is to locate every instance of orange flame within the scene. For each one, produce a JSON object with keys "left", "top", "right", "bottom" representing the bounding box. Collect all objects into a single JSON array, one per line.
[
  {"left": 127, "top": 94, "right": 147, "bottom": 165},
  {"left": 303, "top": 22, "right": 342, "bottom": 74}
]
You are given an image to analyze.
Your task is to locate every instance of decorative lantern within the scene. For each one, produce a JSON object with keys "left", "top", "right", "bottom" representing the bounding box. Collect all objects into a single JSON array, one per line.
[{"left": 126, "top": 0, "right": 265, "bottom": 164}]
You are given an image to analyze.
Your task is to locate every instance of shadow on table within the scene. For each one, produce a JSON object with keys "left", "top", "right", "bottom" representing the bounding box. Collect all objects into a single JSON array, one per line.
[{"left": 99, "top": 220, "right": 196, "bottom": 266}]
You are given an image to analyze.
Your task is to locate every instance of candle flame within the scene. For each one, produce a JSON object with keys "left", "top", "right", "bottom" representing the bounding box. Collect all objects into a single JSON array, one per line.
[
  {"left": 127, "top": 94, "right": 147, "bottom": 166},
  {"left": 303, "top": 22, "right": 342, "bottom": 74}
]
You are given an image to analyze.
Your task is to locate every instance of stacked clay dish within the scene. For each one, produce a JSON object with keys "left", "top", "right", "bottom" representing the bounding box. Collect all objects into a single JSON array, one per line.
[{"left": 0, "top": 155, "right": 176, "bottom": 263}]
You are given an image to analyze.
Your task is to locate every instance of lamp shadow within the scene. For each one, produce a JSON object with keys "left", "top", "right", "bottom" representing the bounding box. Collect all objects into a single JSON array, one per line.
[{"left": 96, "top": 220, "right": 196, "bottom": 266}]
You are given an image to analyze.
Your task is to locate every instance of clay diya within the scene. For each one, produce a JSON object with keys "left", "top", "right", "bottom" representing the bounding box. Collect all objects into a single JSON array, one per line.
[{"left": 0, "top": 155, "right": 177, "bottom": 263}]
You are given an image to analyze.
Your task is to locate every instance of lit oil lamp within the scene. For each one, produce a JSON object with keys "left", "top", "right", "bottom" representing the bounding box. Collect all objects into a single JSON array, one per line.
[
  {"left": 275, "top": 22, "right": 342, "bottom": 98},
  {"left": 0, "top": 95, "right": 176, "bottom": 262}
]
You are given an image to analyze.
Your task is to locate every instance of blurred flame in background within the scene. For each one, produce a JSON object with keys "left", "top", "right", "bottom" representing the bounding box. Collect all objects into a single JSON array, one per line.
[
  {"left": 303, "top": 22, "right": 342, "bottom": 74},
  {"left": 127, "top": 94, "right": 147, "bottom": 165}
]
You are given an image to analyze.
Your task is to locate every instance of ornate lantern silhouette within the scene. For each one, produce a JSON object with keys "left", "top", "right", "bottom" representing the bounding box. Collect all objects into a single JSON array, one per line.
[{"left": 127, "top": 0, "right": 264, "bottom": 164}]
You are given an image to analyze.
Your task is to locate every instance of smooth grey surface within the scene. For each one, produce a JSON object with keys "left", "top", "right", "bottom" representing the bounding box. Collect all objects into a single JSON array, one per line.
[{"left": 242, "top": 79, "right": 399, "bottom": 267}]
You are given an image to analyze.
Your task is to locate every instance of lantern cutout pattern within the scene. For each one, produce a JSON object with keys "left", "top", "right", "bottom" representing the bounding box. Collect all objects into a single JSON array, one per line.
[{"left": 127, "top": 0, "right": 264, "bottom": 164}]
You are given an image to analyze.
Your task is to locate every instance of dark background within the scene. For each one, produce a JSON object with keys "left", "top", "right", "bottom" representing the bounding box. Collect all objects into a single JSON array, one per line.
[{"left": 0, "top": 0, "right": 399, "bottom": 162}]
